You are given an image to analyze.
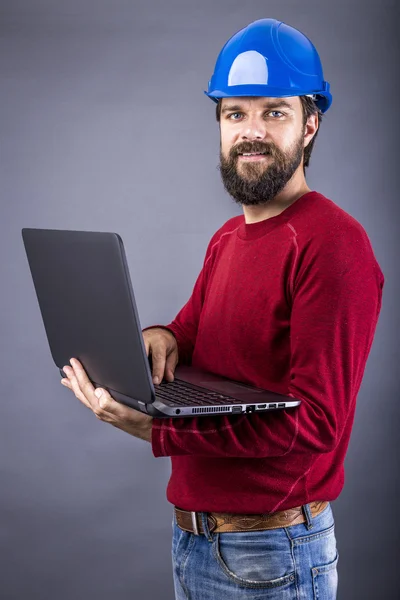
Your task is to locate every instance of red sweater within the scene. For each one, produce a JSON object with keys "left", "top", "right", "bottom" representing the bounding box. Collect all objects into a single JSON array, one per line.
[{"left": 149, "top": 191, "right": 385, "bottom": 514}]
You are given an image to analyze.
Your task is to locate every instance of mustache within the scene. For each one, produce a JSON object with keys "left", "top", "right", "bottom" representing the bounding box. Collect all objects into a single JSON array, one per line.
[{"left": 230, "top": 142, "right": 276, "bottom": 158}]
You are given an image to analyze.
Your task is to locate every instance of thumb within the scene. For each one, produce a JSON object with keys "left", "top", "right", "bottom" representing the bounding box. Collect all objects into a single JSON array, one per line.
[{"left": 94, "top": 388, "right": 114, "bottom": 410}]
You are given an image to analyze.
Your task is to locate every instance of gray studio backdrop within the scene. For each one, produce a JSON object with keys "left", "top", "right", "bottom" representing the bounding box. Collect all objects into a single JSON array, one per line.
[{"left": 1, "top": 1, "right": 398, "bottom": 598}]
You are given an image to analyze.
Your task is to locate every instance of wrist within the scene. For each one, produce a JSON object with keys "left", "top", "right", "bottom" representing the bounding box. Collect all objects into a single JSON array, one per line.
[{"left": 134, "top": 415, "right": 153, "bottom": 443}]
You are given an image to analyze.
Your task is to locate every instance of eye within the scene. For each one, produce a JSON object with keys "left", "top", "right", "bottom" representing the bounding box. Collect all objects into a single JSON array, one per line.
[
  {"left": 227, "top": 112, "right": 243, "bottom": 120},
  {"left": 267, "top": 111, "right": 284, "bottom": 118}
]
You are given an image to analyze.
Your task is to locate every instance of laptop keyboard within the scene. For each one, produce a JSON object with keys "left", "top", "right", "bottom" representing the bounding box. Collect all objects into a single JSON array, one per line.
[{"left": 155, "top": 379, "right": 243, "bottom": 406}]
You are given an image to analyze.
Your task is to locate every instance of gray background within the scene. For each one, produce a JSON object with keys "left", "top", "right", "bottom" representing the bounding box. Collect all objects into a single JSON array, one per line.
[{"left": 1, "top": 0, "right": 398, "bottom": 598}]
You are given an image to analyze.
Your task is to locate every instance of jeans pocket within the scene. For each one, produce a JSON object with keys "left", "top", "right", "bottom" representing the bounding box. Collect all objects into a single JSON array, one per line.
[
  {"left": 212, "top": 530, "right": 296, "bottom": 591},
  {"left": 312, "top": 551, "right": 339, "bottom": 600},
  {"left": 172, "top": 520, "right": 187, "bottom": 560}
]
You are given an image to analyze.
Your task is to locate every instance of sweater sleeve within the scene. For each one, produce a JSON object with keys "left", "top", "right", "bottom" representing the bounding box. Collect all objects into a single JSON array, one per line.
[{"left": 151, "top": 225, "right": 385, "bottom": 458}]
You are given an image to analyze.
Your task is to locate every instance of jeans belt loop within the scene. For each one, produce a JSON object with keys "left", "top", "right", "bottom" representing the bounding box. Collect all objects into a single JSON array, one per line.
[
  {"left": 302, "top": 503, "right": 314, "bottom": 530},
  {"left": 191, "top": 511, "right": 200, "bottom": 536}
]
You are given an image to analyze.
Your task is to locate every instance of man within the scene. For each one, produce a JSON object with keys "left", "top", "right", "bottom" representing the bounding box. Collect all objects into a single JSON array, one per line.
[{"left": 61, "top": 18, "right": 385, "bottom": 599}]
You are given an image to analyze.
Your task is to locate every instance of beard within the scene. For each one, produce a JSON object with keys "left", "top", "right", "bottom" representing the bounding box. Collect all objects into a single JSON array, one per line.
[{"left": 218, "top": 135, "right": 304, "bottom": 206}]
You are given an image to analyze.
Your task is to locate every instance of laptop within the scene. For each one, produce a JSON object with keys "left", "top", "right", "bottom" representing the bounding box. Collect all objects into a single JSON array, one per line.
[{"left": 21, "top": 228, "right": 301, "bottom": 418}]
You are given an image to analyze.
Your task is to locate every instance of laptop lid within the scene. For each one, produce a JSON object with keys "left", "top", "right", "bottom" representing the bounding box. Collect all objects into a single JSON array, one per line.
[{"left": 22, "top": 228, "right": 156, "bottom": 408}]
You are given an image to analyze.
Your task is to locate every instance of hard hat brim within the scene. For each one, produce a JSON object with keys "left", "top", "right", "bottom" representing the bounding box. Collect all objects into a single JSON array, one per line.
[{"left": 204, "top": 88, "right": 332, "bottom": 113}]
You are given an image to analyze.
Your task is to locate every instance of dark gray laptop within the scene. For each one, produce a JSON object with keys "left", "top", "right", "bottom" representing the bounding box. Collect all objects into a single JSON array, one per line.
[{"left": 21, "top": 228, "right": 301, "bottom": 418}]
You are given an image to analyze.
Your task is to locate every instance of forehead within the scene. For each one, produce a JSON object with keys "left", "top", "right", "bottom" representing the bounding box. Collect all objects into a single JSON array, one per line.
[{"left": 220, "top": 96, "right": 301, "bottom": 112}]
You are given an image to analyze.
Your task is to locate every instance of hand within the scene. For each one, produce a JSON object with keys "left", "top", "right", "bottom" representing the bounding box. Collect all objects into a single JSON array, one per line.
[
  {"left": 61, "top": 358, "right": 153, "bottom": 443},
  {"left": 142, "top": 327, "right": 179, "bottom": 384}
]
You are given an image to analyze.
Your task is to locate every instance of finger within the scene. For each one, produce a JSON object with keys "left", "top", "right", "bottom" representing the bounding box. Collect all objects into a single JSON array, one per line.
[
  {"left": 150, "top": 346, "right": 167, "bottom": 385},
  {"left": 64, "top": 366, "right": 92, "bottom": 409},
  {"left": 69, "top": 358, "right": 96, "bottom": 401},
  {"left": 165, "top": 352, "right": 178, "bottom": 382},
  {"left": 61, "top": 379, "right": 78, "bottom": 396}
]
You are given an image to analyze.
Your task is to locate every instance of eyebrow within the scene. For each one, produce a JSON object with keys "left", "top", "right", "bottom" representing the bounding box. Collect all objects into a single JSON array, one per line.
[{"left": 221, "top": 100, "right": 295, "bottom": 114}]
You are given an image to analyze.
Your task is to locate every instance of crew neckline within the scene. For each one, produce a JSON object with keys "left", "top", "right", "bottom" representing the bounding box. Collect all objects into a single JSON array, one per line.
[{"left": 237, "top": 191, "right": 320, "bottom": 241}]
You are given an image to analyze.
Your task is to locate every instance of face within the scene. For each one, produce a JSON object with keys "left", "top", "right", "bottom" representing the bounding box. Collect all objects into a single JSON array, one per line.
[{"left": 218, "top": 96, "right": 310, "bottom": 206}]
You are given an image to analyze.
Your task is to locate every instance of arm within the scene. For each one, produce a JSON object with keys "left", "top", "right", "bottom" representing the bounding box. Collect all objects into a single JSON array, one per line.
[{"left": 151, "top": 226, "right": 385, "bottom": 458}]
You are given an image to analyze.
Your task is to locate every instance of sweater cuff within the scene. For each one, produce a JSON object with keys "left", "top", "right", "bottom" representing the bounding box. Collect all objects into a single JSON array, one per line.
[{"left": 151, "top": 419, "right": 168, "bottom": 457}]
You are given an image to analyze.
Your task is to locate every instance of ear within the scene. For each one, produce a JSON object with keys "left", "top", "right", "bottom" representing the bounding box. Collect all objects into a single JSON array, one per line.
[{"left": 303, "top": 113, "right": 319, "bottom": 148}]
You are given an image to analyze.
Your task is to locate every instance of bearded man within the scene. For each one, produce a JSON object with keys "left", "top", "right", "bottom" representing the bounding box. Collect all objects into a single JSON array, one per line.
[{"left": 61, "top": 18, "right": 385, "bottom": 600}]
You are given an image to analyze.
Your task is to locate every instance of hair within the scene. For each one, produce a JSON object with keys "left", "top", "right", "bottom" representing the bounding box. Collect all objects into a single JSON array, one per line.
[{"left": 215, "top": 96, "right": 323, "bottom": 172}]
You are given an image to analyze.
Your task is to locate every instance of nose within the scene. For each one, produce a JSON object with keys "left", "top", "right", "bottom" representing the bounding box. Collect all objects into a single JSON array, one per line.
[{"left": 240, "top": 116, "right": 268, "bottom": 141}]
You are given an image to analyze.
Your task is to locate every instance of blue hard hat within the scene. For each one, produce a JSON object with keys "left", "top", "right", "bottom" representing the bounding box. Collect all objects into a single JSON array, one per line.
[{"left": 205, "top": 18, "right": 332, "bottom": 113}]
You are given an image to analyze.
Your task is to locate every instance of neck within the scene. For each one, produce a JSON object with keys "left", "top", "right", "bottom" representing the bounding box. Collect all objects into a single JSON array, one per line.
[{"left": 242, "top": 169, "right": 310, "bottom": 224}]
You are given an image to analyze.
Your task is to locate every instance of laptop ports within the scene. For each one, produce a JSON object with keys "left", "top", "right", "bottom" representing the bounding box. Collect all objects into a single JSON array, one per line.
[{"left": 246, "top": 405, "right": 256, "bottom": 413}]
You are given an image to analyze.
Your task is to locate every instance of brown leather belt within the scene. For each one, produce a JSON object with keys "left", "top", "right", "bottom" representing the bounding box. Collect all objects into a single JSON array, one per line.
[{"left": 174, "top": 501, "right": 329, "bottom": 535}]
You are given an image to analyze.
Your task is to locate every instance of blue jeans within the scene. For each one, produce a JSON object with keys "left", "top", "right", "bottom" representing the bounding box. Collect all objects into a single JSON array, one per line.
[{"left": 172, "top": 502, "right": 339, "bottom": 599}]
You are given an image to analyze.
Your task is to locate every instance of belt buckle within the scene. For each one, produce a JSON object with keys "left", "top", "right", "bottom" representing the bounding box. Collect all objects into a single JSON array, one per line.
[{"left": 191, "top": 511, "right": 200, "bottom": 536}]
